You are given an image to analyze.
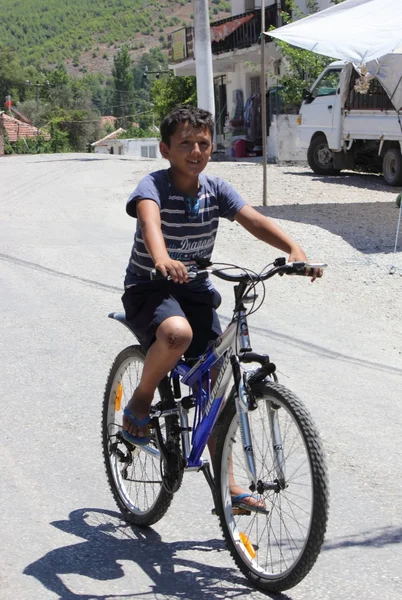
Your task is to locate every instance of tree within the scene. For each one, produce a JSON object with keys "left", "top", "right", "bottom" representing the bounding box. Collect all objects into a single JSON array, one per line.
[
  {"left": 274, "top": 42, "right": 333, "bottom": 108},
  {"left": 272, "top": 0, "right": 344, "bottom": 108},
  {"left": 151, "top": 75, "right": 196, "bottom": 123},
  {"left": 0, "top": 46, "right": 29, "bottom": 105},
  {"left": 112, "top": 46, "right": 134, "bottom": 126}
]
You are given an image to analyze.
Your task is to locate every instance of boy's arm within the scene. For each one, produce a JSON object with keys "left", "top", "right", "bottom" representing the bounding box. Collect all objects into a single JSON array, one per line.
[
  {"left": 137, "top": 199, "right": 188, "bottom": 283},
  {"left": 235, "top": 205, "right": 322, "bottom": 280},
  {"left": 234, "top": 205, "right": 306, "bottom": 259}
]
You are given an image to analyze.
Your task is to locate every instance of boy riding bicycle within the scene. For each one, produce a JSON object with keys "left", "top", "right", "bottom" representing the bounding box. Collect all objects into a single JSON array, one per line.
[{"left": 121, "top": 105, "right": 320, "bottom": 510}]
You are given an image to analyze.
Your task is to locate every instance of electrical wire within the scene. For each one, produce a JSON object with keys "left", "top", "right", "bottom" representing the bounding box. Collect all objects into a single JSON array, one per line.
[{"left": 49, "top": 108, "right": 155, "bottom": 125}]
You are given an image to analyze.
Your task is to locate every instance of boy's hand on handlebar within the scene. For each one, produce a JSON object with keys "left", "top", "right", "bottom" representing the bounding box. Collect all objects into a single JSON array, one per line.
[
  {"left": 154, "top": 259, "right": 189, "bottom": 283},
  {"left": 308, "top": 265, "right": 323, "bottom": 282},
  {"left": 288, "top": 247, "right": 323, "bottom": 282}
]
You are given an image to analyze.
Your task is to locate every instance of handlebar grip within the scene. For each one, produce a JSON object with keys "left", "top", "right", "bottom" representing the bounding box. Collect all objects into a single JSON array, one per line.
[
  {"left": 150, "top": 269, "right": 168, "bottom": 281},
  {"left": 287, "top": 262, "right": 326, "bottom": 276},
  {"left": 288, "top": 262, "right": 309, "bottom": 276}
]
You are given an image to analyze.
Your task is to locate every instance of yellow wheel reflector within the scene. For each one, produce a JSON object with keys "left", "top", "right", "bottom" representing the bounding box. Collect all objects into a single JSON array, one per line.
[
  {"left": 239, "top": 532, "right": 256, "bottom": 559},
  {"left": 115, "top": 383, "right": 123, "bottom": 412}
]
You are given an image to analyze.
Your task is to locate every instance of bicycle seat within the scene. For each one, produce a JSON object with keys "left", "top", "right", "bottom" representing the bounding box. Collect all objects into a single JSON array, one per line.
[{"left": 108, "top": 311, "right": 137, "bottom": 335}]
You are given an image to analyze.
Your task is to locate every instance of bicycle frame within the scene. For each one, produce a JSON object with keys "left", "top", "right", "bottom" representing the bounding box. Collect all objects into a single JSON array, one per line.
[
  {"left": 111, "top": 259, "right": 324, "bottom": 495},
  {"left": 149, "top": 282, "right": 263, "bottom": 490},
  {"left": 105, "top": 257, "right": 329, "bottom": 591}
]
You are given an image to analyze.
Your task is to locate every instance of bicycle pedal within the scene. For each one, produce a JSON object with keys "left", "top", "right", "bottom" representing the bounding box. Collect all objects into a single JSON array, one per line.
[
  {"left": 233, "top": 508, "right": 251, "bottom": 516},
  {"left": 211, "top": 507, "right": 251, "bottom": 516}
]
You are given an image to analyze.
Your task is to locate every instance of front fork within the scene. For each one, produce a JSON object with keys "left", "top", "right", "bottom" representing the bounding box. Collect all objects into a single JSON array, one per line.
[
  {"left": 231, "top": 355, "right": 258, "bottom": 487},
  {"left": 232, "top": 355, "right": 286, "bottom": 493},
  {"left": 267, "top": 402, "right": 286, "bottom": 486}
]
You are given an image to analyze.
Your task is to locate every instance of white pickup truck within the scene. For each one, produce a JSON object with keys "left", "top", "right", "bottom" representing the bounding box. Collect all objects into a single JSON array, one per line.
[{"left": 298, "top": 57, "right": 402, "bottom": 186}]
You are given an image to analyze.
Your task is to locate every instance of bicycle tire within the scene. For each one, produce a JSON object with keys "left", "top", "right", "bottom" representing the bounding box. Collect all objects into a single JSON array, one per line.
[
  {"left": 102, "top": 345, "right": 175, "bottom": 527},
  {"left": 214, "top": 380, "right": 328, "bottom": 592}
]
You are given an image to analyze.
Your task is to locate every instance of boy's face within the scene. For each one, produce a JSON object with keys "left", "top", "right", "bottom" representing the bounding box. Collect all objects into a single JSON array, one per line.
[{"left": 160, "top": 122, "right": 213, "bottom": 179}]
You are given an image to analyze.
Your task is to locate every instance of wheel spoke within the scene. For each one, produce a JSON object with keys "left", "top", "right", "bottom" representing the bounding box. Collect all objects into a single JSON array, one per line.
[
  {"left": 102, "top": 346, "right": 174, "bottom": 526},
  {"left": 216, "top": 382, "right": 328, "bottom": 592}
]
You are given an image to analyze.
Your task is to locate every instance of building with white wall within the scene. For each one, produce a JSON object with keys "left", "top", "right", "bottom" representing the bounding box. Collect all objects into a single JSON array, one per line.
[
  {"left": 92, "top": 136, "right": 162, "bottom": 159},
  {"left": 168, "top": 0, "right": 334, "bottom": 161}
]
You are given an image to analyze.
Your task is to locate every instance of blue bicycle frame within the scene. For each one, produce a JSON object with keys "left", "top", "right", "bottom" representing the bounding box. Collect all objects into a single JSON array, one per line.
[
  {"left": 109, "top": 258, "right": 325, "bottom": 503},
  {"left": 173, "top": 321, "right": 236, "bottom": 468},
  {"left": 164, "top": 299, "right": 256, "bottom": 478}
]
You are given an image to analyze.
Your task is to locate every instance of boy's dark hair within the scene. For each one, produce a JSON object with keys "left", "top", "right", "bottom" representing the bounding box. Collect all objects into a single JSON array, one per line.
[{"left": 160, "top": 105, "right": 214, "bottom": 146}]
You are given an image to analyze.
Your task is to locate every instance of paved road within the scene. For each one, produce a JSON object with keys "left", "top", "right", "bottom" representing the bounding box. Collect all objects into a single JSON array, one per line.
[{"left": 1, "top": 154, "right": 401, "bottom": 600}]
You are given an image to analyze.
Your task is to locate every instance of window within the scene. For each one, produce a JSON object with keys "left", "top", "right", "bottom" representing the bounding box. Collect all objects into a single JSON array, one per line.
[
  {"left": 346, "top": 70, "right": 394, "bottom": 111},
  {"left": 140, "top": 145, "right": 157, "bottom": 158},
  {"left": 312, "top": 69, "right": 341, "bottom": 98}
]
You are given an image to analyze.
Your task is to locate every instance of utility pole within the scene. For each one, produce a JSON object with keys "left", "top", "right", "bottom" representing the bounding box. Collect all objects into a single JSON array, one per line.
[
  {"left": 276, "top": 0, "right": 283, "bottom": 27},
  {"left": 25, "top": 80, "right": 50, "bottom": 109},
  {"left": 0, "top": 113, "right": 4, "bottom": 156},
  {"left": 261, "top": 0, "right": 267, "bottom": 206},
  {"left": 193, "top": 0, "right": 215, "bottom": 120}
]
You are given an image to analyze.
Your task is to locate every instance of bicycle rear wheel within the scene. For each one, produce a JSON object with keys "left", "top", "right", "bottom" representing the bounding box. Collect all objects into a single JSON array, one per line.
[
  {"left": 214, "top": 381, "right": 328, "bottom": 592},
  {"left": 102, "top": 345, "right": 175, "bottom": 527}
]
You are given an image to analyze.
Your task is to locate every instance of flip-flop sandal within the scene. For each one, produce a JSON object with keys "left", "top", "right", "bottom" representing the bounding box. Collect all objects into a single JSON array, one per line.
[
  {"left": 232, "top": 493, "right": 269, "bottom": 515},
  {"left": 211, "top": 493, "right": 269, "bottom": 516},
  {"left": 120, "top": 408, "right": 152, "bottom": 446}
]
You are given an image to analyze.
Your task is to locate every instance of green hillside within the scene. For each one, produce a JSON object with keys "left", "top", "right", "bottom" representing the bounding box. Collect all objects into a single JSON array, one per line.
[
  {"left": 0, "top": 0, "right": 230, "bottom": 72},
  {"left": 0, "top": 0, "right": 230, "bottom": 155}
]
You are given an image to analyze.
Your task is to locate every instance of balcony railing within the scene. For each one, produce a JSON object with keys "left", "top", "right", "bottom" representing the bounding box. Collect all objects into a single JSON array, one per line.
[{"left": 168, "top": 5, "right": 278, "bottom": 64}]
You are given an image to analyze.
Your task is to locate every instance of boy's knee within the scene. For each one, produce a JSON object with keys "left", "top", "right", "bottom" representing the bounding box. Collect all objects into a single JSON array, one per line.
[
  {"left": 167, "top": 331, "right": 191, "bottom": 350},
  {"left": 158, "top": 319, "right": 192, "bottom": 350}
]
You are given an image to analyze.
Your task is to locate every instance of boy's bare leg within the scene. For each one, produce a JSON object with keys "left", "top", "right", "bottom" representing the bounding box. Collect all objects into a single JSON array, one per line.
[{"left": 123, "top": 316, "right": 192, "bottom": 439}]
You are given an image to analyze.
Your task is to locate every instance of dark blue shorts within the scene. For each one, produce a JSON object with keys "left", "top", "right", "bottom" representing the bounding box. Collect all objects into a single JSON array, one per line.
[{"left": 122, "top": 279, "right": 222, "bottom": 361}]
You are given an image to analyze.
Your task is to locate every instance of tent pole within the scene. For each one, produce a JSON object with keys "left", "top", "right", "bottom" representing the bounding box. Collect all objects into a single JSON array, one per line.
[
  {"left": 261, "top": 0, "right": 267, "bottom": 206},
  {"left": 389, "top": 198, "right": 402, "bottom": 274}
]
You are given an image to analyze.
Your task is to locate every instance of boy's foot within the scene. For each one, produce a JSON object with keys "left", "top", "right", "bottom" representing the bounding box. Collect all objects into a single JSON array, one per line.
[
  {"left": 229, "top": 485, "right": 267, "bottom": 511},
  {"left": 121, "top": 398, "right": 152, "bottom": 446},
  {"left": 231, "top": 493, "right": 268, "bottom": 514},
  {"left": 211, "top": 488, "right": 268, "bottom": 516}
]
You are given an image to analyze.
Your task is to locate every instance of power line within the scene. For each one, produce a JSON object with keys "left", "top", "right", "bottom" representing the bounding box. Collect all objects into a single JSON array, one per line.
[{"left": 51, "top": 108, "right": 156, "bottom": 125}]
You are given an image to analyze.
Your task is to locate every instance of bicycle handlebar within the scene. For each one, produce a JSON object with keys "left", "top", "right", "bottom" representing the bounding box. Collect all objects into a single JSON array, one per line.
[{"left": 150, "top": 258, "right": 327, "bottom": 283}]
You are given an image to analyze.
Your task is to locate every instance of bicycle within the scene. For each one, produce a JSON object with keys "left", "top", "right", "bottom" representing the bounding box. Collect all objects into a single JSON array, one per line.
[{"left": 102, "top": 257, "right": 329, "bottom": 593}]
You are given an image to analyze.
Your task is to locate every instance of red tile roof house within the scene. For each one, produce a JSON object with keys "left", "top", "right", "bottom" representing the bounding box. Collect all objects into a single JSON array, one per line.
[{"left": 0, "top": 111, "right": 50, "bottom": 155}]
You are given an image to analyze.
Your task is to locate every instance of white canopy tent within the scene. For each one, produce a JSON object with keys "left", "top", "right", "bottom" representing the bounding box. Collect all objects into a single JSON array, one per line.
[
  {"left": 268, "top": 0, "right": 402, "bottom": 112},
  {"left": 266, "top": 0, "right": 402, "bottom": 269},
  {"left": 267, "top": 0, "right": 402, "bottom": 65}
]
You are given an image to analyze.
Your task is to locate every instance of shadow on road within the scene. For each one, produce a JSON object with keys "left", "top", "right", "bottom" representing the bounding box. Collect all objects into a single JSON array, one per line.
[
  {"left": 255, "top": 201, "right": 401, "bottom": 254},
  {"left": 29, "top": 157, "right": 112, "bottom": 163},
  {"left": 324, "top": 526, "right": 402, "bottom": 551},
  {"left": 23, "top": 508, "right": 291, "bottom": 600},
  {"left": 282, "top": 170, "right": 402, "bottom": 193}
]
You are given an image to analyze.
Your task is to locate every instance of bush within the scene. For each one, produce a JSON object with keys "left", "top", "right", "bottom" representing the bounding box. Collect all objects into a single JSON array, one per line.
[{"left": 3, "top": 129, "right": 13, "bottom": 155}]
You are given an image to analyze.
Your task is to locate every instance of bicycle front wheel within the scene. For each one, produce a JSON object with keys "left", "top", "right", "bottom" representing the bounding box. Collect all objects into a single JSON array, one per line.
[
  {"left": 214, "top": 381, "right": 328, "bottom": 592},
  {"left": 102, "top": 345, "right": 174, "bottom": 527}
]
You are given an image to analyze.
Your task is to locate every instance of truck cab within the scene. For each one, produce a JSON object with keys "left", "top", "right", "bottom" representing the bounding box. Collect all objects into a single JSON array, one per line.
[{"left": 298, "top": 61, "right": 345, "bottom": 175}]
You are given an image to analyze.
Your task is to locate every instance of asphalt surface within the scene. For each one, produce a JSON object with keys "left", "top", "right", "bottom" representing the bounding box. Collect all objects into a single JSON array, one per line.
[{"left": 1, "top": 153, "right": 401, "bottom": 600}]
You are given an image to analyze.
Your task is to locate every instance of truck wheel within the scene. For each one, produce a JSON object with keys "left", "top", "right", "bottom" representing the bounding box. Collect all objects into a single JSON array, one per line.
[
  {"left": 307, "top": 135, "right": 340, "bottom": 176},
  {"left": 382, "top": 148, "right": 402, "bottom": 186}
]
